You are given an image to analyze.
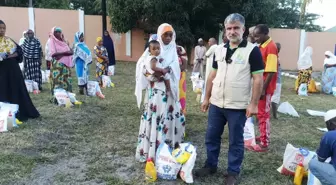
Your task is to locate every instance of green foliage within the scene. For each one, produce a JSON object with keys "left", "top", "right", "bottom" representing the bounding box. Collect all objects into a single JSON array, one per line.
[
  {"left": 0, "top": 0, "right": 323, "bottom": 45},
  {"left": 107, "top": 0, "right": 323, "bottom": 47}
]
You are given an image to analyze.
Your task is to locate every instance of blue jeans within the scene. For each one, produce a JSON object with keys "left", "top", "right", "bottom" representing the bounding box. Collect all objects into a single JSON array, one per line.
[
  {"left": 205, "top": 104, "right": 247, "bottom": 175},
  {"left": 309, "top": 158, "right": 336, "bottom": 185}
]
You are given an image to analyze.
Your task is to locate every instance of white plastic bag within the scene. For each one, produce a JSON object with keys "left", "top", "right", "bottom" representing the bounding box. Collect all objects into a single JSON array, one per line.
[
  {"left": 179, "top": 143, "right": 197, "bottom": 184},
  {"left": 108, "top": 65, "right": 115, "bottom": 76},
  {"left": 54, "top": 89, "right": 71, "bottom": 106},
  {"left": 307, "top": 169, "right": 322, "bottom": 185},
  {"left": 67, "top": 93, "right": 77, "bottom": 104},
  {"left": 298, "top": 83, "right": 308, "bottom": 96},
  {"left": 102, "top": 75, "right": 112, "bottom": 88},
  {"left": 278, "top": 102, "right": 300, "bottom": 117},
  {"left": 307, "top": 110, "right": 325, "bottom": 117},
  {"left": 0, "top": 102, "right": 19, "bottom": 128},
  {"left": 87, "top": 81, "right": 101, "bottom": 97},
  {"left": 0, "top": 110, "right": 9, "bottom": 132},
  {"left": 45, "top": 70, "right": 51, "bottom": 83},
  {"left": 332, "top": 87, "right": 336, "bottom": 97},
  {"left": 244, "top": 117, "right": 256, "bottom": 147},
  {"left": 32, "top": 81, "right": 40, "bottom": 94},
  {"left": 41, "top": 70, "right": 47, "bottom": 83},
  {"left": 156, "top": 143, "right": 182, "bottom": 180},
  {"left": 277, "top": 143, "right": 316, "bottom": 176},
  {"left": 25, "top": 80, "right": 33, "bottom": 93}
]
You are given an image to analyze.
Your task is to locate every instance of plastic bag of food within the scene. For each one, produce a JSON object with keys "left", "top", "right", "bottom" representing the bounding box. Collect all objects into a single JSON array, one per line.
[
  {"left": 25, "top": 80, "right": 33, "bottom": 93},
  {"left": 102, "top": 75, "right": 112, "bottom": 88},
  {"left": 45, "top": 70, "right": 51, "bottom": 83},
  {"left": 54, "top": 88, "right": 71, "bottom": 106},
  {"left": 298, "top": 83, "right": 308, "bottom": 96},
  {"left": 0, "top": 102, "right": 19, "bottom": 128},
  {"left": 179, "top": 143, "right": 197, "bottom": 184},
  {"left": 0, "top": 110, "right": 9, "bottom": 132},
  {"left": 155, "top": 143, "right": 181, "bottom": 180},
  {"left": 277, "top": 143, "right": 316, "bottom": 176},
  {"left": 41, "top": 70, "right": 47, "bottom": 83},
  {"left": 243, "top": 117, "right": 256, "bottom": 148},
  {"left": 108, "top": 65, "right": 115, "bottom": 76},
  {"left": 87, "top": 81, "right": 99, "bottom": 96}
]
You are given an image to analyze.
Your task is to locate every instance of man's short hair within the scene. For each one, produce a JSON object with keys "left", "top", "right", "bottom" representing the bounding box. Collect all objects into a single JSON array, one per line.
[{"left": 255, "top": 24, "right": 269, "bottom": 35}]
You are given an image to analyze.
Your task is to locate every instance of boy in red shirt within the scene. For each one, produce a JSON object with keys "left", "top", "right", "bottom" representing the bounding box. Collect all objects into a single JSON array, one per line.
[{"left": 253, "top": 24, "right": 278, "bottom": 152}]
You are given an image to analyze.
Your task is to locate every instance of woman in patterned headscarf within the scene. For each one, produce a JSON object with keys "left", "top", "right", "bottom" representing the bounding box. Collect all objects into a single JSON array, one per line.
[
  {"left": 73, "top": 31, "right": 92, "bottom": 95},
  {"left": 0, "top": 20, "right": 40, "bottom": 121},
  {"left": 21, "top": 29, "right": 43, "bottom": 90},
  {"left": 94, "top": 37, "right": 108, "bottom": 86}
]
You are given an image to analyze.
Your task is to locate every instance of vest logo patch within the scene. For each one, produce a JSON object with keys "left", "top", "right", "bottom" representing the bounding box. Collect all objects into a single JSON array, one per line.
[{"left": 234, "top": 54, "right": 245, "bottom": 64}]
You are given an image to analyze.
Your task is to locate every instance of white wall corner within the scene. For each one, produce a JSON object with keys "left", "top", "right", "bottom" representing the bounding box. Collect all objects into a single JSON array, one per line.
[
  {"left": 126, "top": 30, "right": 131, "bottom": 56},
  {"left": 78, "top": 9, "right": 85, "bottom": 33},
  {"left": 28, "top": 7, "right": 35, "bottom": 31},
  {"left": 299, "top": 29, "right": 306, "bottom": 57}
]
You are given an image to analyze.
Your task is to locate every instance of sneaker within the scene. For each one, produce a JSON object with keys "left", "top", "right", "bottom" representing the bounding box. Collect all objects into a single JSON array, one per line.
[
  {"left": 226, "top": 175, "right": 238, "bottom": 185},
  {"left": 194, "top": 166, "right": 217, "bottom": 177}
]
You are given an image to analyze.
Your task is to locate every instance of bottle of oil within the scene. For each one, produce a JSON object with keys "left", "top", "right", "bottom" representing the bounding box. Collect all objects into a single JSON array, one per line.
[
  {"left": 145, "top": 158, "right": 157, "bottom": 182},
  {"left": 294, "top": 162, "right": 304, "bottom": 185}
]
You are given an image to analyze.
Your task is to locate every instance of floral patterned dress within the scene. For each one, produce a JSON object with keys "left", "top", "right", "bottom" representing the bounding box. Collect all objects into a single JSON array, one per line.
[{"left": 136, "top": 64, "right": 186, "bottom": 162}]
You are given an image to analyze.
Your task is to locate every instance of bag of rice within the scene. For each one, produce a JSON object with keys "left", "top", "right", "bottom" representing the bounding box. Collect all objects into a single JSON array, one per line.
[
  {"left": 54, "top": 89, "right": 71, "bottom": 106},
  {"left": 0, "top": 102, "right": 19, "bottom": 129},
  {"left": 277, "top": 143, "right": 316, "bottom": 176},
  {"left": 25, "top": 80, "right": 33, "bottom": 93},
  {"left": 108, "top": 65, "right": 115, "bottom": 76},
  {"left": 156, "top": 143, "right": 181, "bottom": 180},
  {"left": 298, "top": 83, "right": 308, "bottom": 96},
  {"left": 87, "top": 81, "right": 99, "bottom": 96},
  {"left": 102, "top": 75, "right": 112, "bottom": 88},
  {"left": 0, "top": 110, "right": 9, "bottom": 132}
]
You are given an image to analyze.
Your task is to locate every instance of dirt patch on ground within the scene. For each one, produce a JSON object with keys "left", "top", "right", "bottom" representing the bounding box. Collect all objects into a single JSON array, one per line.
[{"left": 15, "top": 157, "right": 105, "bottom": 185}]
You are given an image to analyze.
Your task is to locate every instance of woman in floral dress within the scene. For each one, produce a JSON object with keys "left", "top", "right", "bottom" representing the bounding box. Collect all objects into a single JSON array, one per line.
[{"left": 135, "top": 23, "right": 186, "bottom": 162}]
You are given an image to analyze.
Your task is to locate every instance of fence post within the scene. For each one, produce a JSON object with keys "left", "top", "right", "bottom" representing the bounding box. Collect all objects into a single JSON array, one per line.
[
  {"left": 28, "top": 7, "right": 35, "bottom": 31},
  {"left": 126, "top": 30, "right": 131, "bottom": 57},
  {"left": 299, "top": 29, "right": 306, "bottom": 57},
  {"left": 78, "top": 9, "right": 85, "bottom": 33}
]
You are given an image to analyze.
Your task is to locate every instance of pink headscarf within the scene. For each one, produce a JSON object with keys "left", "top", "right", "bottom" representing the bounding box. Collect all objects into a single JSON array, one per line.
[{"left": 48, "top": 27, "right": 73, "bottom": 67}]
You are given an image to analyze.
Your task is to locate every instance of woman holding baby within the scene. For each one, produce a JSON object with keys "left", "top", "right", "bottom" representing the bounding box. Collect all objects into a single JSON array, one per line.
[{"left": 135, "top": 23, "right": 186, "bottom": 162}]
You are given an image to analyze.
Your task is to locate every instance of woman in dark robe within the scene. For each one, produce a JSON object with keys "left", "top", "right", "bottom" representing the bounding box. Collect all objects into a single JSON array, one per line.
[
  {"left": 103, "top": 30, "right": 116, "bottom": 74},
  {"left": 0, "top": 20, "right": 40, "bottom": 121}
]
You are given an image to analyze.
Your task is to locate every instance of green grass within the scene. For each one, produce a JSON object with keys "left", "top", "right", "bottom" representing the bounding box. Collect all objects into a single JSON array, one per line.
[{"left": 0, "top": 61, "right": 334, "bottom": 185}]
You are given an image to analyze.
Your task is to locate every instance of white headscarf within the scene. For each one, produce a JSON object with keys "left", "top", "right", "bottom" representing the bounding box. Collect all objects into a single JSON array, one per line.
[
  {"left": 324, "top": 51, "right": 336, "bottom": 66},
  {"left": 19, "top": 31, "right": 27, "bottom": 46},
  {"left": 297, "top": 46, "right": 313, "bottom": 70},
  {"left": 135, "top": 35, "right": 157, "bottom": 108},
  {"left": 157, "top": 23, "right": 180, "bottom": 101}
]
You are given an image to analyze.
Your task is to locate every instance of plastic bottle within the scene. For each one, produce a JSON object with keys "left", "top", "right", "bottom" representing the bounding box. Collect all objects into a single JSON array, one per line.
[
  {"left": 145, "top": 158, "right": 157, "bottom": 182},
  {"left": 294, "top": 162, "right": 304, "bottom": 185}
]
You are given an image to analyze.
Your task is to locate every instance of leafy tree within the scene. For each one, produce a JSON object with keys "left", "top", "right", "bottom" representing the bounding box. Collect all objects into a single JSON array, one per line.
[
  {"left": 107, "top": 0, "right": 322, "bottom": 47},
  {"left": 300, "top": 0, "right": 323, "bottom": 24}
]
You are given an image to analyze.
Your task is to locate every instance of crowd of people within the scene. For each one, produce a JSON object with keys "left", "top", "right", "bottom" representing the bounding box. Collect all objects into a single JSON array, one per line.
[
  {"left": 1, "top": 10, "right": 335, "bottom": 185},
  {"left": 134, "top": 13, "right": 336, "bottom": 185},
  {"left": 0, "top": 19, "right": 116, "bottom": 122}
]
